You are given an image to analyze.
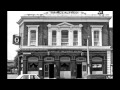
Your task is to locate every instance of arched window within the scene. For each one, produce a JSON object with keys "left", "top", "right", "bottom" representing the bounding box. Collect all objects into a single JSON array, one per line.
[{"left": 61, "top": 30, "right": 68, "bottom": 46}]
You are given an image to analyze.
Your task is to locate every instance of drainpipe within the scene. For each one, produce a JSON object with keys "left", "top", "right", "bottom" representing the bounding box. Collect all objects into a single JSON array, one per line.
[{"left": 87, "top": 36, "right": 90, "bottom": 75}]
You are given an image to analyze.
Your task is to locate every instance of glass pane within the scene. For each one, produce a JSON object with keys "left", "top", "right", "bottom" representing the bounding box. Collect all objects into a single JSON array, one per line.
[
  {"left": 61, "top": 30, "right": 68, "bottom": 35},
  {"left": 30, "top": 40, "right": 36, "bottom": 45},
  {"left": 45, "top": 72, "right": 48, "bottom": 76},
  {"left": 73, "top": 31, "right": 78, "bottom": 38},
  {"left": 73, "top": 42, "right": 78, "bottom": 46},
  {"left": 83, "top": 65, "right": 86, "bottom": 71},
  {"left": 94, "top": 38, "right": 99, "bottom": 42},
  {"left": 52, "top": 31, "right": 56, "bottom": 36},
  {"left": 52, "top": 43, "right": 56, "bottom": 45},
  {"left": 94, "top": 42, "right": 99, "bottom": 46},
  {"left": 45, "top": 65, "right": 48, "bottom": 71},
  {"left": 61, "top": 43, "right": 68, "bottom": 46},
  {"left": 30, "top": 30, "right": 36, "bottom": 40},
  {"left": 74, "top": 31, "right": 78, "bottom": 34},
  {"left": 52, "top": 35, "right": 56, "bottom": 38},
  {"left": 52, "top": 38, "right": 56, "bottom": 42},
  {"left": 73, "top": 38, "right": 78, "bottom": 42},
  {"left": 61, "top": 39, "right": 68, "bottom": 42},
  {"left": 62, "top": 35, "right": 68, "bottom": 38}
]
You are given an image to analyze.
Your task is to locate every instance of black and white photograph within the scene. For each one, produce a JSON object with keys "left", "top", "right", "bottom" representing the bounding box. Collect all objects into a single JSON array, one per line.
[{"left": 7, "top": 11, "right": 113, "bottom": 79}]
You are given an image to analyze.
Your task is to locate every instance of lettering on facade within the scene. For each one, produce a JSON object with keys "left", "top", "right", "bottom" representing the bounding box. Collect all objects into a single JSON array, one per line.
[{"left": 49, "top": 50, "right": 82, "bottom": 53}]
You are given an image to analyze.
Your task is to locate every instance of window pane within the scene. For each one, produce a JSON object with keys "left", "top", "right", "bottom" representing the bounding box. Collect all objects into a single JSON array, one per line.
[
  {"left": 62, "top": 35, "right": 68, "bottom": 38},
  {"left": 52, "top": 38, "right": 56, "bottom": 42},
  {"left": 62, "top": 30, "right": 68, "bottom": 35},
  {"left": 52, "top": 31, "right": 56, "bottom": 45},
  {"left": 94, "top": 42, "right": 99, "bottom": 46},
  {"left": 73, "top": 42, "right": 78, "bottom": 46},
  {"left": 73, "top": 38, "right": 78, "bottom": 42},
  {"left": 61, "top": 39, "right": 68, "bottom": 42},
  {"left": 61, "top": 30, "right": 68, "bottom": 46},
  {"left": 30, "top": 30, "right": 36, "bottom": 40},
  {"left": 52, "top": 31, "right": 56, "bottom": 36},
  {"left": 61, "top": 43, "right": 68, "bottom": 46},
  {"left": 30, "top": 30, "right": 36, "bottom": 46},
  {"left": 94, "top": 38, "right": 99, "bottom": 42},
  {"left": 73, "top": 31, "right": 78, "bottom": 38},
  {"left": 52, "top": 43, "right": 56, "bottom": 45}
]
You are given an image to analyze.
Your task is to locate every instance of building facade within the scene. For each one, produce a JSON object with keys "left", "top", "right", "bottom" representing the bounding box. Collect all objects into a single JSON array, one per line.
[{"left": 16, "top": 11, "right": 112, "bottom": 79}]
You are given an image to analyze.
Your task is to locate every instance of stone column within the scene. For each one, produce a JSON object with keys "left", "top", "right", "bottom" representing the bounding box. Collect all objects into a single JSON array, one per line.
[
  {"left": 99, "top": 29, "right": 102, "bottom": 46},
  {"left": 57, "top": 28, "right": 61, "bottom": 46},
  {"left": 69, "top": 28, "right": 73, "bottom": 46},
  {"left": 71, "top": 57, "right": 76, "bottom": 79},
  {"left": 107, "top": 50, "right": 111, "bottom": 74},
  {"left": 47, "top": 24, "right": 52, "bottom": 46},
  {"left": 78, "top": 24, "right": 83, "bottom": 46},
  {"left": 55, "top": 55, "right": 60, "bottom": 79},
  {"left": 23, "top": 56, "right": 27, "bottom": 74},
  {"left": 18, "top": 56, "right": 21, "bottom": 75},
  {"left": 38, "top": 60, "right": 43, "bottom": 79}
]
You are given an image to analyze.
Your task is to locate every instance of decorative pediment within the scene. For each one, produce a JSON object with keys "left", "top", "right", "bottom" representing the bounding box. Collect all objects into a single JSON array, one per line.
[
  {"left": 47, "top": 22, "right": 83, "bottom": 28},
  {"left": 56, "top": 22, "right": 74, "bottom": 27}
]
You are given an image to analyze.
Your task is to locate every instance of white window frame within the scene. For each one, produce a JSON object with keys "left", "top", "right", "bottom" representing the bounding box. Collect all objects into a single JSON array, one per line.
[
  {"left": 61, "top": 29, "right": 69, "bottom": 46},
  {"left": 91, "top": 25, "right": 103, "bottom": 46},
  {"left": 52, "top": 30, "right": 57, "bottom": 46},
  {"left": 27, "top": 25, "right": 39, "bottom": 46},
  {"left": 73, "top": 29, "right": 79, "bottom": 46},
  {"left": 47, "top": 22, "right": 83, "bottom": 46}
]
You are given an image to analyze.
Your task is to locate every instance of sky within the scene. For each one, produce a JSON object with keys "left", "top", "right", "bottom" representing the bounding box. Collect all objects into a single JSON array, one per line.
[{"left": 7, "top": 11, "right": 113, "bottom": 60}]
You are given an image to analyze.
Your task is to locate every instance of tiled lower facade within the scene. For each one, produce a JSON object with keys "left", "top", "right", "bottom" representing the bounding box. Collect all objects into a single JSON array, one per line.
[{"left": 17, "top": 50, "right": 109, "bottom": 79}]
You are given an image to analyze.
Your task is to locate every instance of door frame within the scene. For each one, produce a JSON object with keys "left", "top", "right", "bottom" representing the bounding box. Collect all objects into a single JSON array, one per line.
[
  {"left": 76, "top": 63, "right": 82, "bottom": 78},
  {"left": 44, "top": 63, "right": 54, "bottom": 78}
]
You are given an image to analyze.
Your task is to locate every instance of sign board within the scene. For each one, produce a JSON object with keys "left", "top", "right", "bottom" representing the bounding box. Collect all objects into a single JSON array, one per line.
[
  {"left": 49, "top": 50, "right": 82, "bottom": 53},
  {"left": 13, "top": 35, "right": 20, "bottom": 45}
]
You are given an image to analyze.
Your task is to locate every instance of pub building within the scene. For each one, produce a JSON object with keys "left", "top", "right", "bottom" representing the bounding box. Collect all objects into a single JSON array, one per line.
[{"left": 15, "top": 11, "right": 112, "bottom": 79}]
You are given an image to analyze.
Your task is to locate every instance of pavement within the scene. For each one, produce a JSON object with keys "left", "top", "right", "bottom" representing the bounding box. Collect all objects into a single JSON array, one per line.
[{"left": 7, "top": 74, "right": 18, "bottom": 79}]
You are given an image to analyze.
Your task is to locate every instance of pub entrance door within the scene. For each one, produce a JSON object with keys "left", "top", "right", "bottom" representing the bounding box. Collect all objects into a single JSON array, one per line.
[
  {"left": 44, "top": 64, "right": 54, "bottom": 79},
  {"left": 76, "top": 63, "right": 82, "bottom": 78}
]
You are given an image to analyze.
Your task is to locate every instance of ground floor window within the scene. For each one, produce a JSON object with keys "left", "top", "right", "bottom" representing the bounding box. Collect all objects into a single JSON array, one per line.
[
  {"left": 92, "top": 63, "right": 103, "bottom": 74},
  {"left": 60, "top": 62, "right": 70, "bottom": 71},
  {"left": 28, "top": 62, "right": 38, "bottom": 71}
]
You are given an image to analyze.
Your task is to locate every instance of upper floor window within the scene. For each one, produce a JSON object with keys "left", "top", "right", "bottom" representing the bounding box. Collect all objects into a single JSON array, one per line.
[
  {"left": 94, "top": 31, "right": 100, "bottom": 46},
  {"left": 73, "top": 31, "right": 78, "bottom": 46},
  {"left": 61, "top": 30, "right": 68, "bottom": 46},
  {"left": 27, "top": 25, "right": 39, "bottom": 46},
  {"left": 91, "top": 25, "right": 103, "bottom": 46},
  {"left": 30, "top": 30, "right": 36, "bottom": 46},
  {"left": 52, "top": 30, "right": 56, "bottom": 46}
]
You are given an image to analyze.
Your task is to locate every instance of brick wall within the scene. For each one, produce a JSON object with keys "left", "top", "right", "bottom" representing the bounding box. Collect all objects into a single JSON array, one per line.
[{"left": 23, "top": 22, "right": 109, "bottom": 46}]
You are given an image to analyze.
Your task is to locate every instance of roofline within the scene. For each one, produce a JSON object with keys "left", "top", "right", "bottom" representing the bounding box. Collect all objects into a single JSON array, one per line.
[{"left": 17, "top": 16, "right": 112, "bottom": 25}]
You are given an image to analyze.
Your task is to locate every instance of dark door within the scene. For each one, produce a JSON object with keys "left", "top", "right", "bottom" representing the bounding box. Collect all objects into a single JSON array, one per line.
[
  {"left": 49, "top": 64, "right": 54, "bottom": 78},
  {"left": 77, "top": 64, "right": 82, "bottom": 78}
]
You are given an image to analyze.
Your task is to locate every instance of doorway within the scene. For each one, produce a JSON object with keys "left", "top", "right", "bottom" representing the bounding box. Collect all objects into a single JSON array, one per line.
[
  {"left": 49, "top": 64, "right": 54, "bottom": 78},
  {"left": 44, "top": 64, "right": 54, "bottom": 78},
  {"left": 77, "top": 63, "right": 82, "bottom": 78}
]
